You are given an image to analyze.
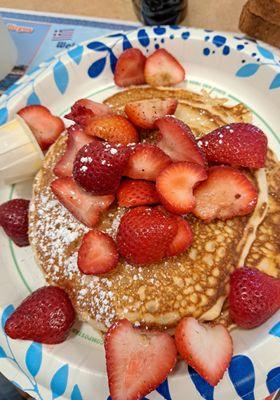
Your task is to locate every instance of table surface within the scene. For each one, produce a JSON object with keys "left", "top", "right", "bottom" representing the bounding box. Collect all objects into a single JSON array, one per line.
[{"left": 0, "top": 0, "right": 247, "bottom": 32}]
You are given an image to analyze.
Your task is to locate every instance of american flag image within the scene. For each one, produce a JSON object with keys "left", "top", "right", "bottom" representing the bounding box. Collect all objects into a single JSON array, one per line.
[{"left": 52, "top": 29, "right": 74, "bottom": 41}]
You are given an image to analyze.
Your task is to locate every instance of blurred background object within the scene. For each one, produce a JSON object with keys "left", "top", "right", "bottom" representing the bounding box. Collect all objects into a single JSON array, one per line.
[
  {"left": 132, "top": 0, "right": 187, "bottom": 25},
  {"left": 240, "top": 0, "right": 280, "bottom": 48},
  {"left": 0, "top": 16, "right": 17, "bottom": 80}
]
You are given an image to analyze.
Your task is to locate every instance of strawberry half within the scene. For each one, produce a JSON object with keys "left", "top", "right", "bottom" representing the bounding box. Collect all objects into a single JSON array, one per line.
[
  {"left": 54, "top": 125, "right": 95, "bottom": 177},
  {"left": 193, "top": 166, "right": 258, "bottom": 221},
  {"left": 105, "top": 319, "right": 177, "bottom": 400},
  {"left": 117, "top": 206, "right": 177, "bottom": 265},
  {"left": 73, "top": 141, "right": 130, "bottom": 195},
  {"left": 84, "top": 115, "right": 139, "bottom": 145},
  {"left": 117, "top": 179, "right": 160, "bottom": 208},
  {"left": 175, "top": 317, "right": 233, "bottom": 387},
  {"left": 229, "top": 267, "right": 280, "bottom": 329},
  {"left": 144, "top": 49, "right": 185, "bottom": 87},
  {"left": 5, "top": 286, "right": 75, "bottom": 344},
  {"left": 78, "top": 230, "right": 119, "bottom": 275},
  {"left": 156, "top": 162, "right": 207, "bottom": 214},
  {"left": 51, "top": 177, "right": 114, "bottom": 227},
  {"left": 197, "top": 123, "right": 268, "bottom": 169},
  {"left": 167, "top": 216, "right": 193, "bottom": 257},
  {"left": 0, "top": 199, "right": 30, "bottom": 247},
  {"left": 125, "top": 98, "right": 178, "bottom": 129},
  {"left": 155, "top": 116, "right": 206, "bottom": 165},
  {"left": 18, "top": 105, "right": 65, "bottom": 150},
  {"left": 65, "top": 98, "right": 112, "bottom": 127},
  {"left": 114, "top": 48, "right": 146, "bottom": 88},
  {"left": 124, "top": 144, "right": 171, "bottom": 181}
]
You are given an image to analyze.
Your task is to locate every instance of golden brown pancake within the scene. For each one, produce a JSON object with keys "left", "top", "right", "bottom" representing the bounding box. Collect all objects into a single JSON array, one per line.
[{"left": 29, "top": 87, "right": 277, "bottom": 332}]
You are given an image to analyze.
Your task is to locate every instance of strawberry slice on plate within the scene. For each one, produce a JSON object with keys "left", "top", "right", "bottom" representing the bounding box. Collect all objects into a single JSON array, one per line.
[
  {"left": 54, "top": 125, "right": 95, "bottom": 177},
  {"left": 105, "top": 319, "right": 177, "bottom": 400},
  {"left": 125, "top": 98, "right": 178, "bottom": 129},
  {"left": 155, "top": 116, "right": 206, "bottom": 165},
  {"left": 167, "top": 215, "right": 193, "bottom": 257},
  {"left": 114, "top": 48, "right": 146, "bottom": 88},
  {"left": 84, "top": 114, "right": 139, "bottom": 145},
  {"left": 0, "top": 199, "right": 30, "bottom": 247},
  {"left": 144, "top": 49, "right": 185, "bottom": 87},
  {"left": 197, "top": 123, "right": 268, "bottom": 169},
  {"left": 124, "top": 143, "right": 171, "bottom": 181},
  {"left": 229, "top": 267, "right": 280, "bottom": 329},
  {"left": 51, "top": 177, "right": 114, "bottom": 227},
  {"left": 175, "top": 317, "right": 233, "bottom": 386},
  {"left": 78, "top": 230, "right": 119, "bottom": 275},
  {"left": 65, "top": 98, "right": 112, "bottom": 127},
  {"left": 156, "top": 162, "right": 207, "bottom": 214},
  {"left": 117, "top": 179, "right": 160, "bottom": 207},
  {"left": 18, "top": 105, "right": 65, "bottom": 150},
  {"left": 193, "top": 166, "right": 258, "bottom": 221}
]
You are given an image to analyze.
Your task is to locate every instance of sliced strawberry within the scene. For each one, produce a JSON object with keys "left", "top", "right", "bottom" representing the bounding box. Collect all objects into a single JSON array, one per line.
[
  {"left": 155, "top": 116, "right": 206, "bottom": 165},
  {"left": 125, "top": 98, "right": 178, "bottom": 129},
  {"left": 175, "top": 317, "right": 233, "bottom": 387},
  {"left": 229, "top": 267, "right": 280, "bottom": 329},
  {"left": 84, "top": 115, "right": 139, "bottom": 145},
  {"left": 197, "top": 123, "right": 268, "bottom": 169},
  {"left": 65, "top": 98, "right": 112, "bottom": 127},
  {"left": 78, "top": 230, "right": 118, "bottom": 275},
  {"left": 114, "top": 48, "right": 146, "bottom": 88},
  {"left": 117, "top": 179, "right": 160, "bottom": 208},
  {"left": 54, "top": 125, "right": 95, "bottom": 177},
  {"left": 51, "top": 177, "right": 114, "bottom": 227},
  {"left": 105, "top": 319, "right": 177, "bottom": 400},
  {"left": 193, "top": 166, "right": 258, "bottom": 222},
  {"left": 124, "top": 144, "right": 171, "bottom": 181},
  {"left": 144, "top": 49, "right": 185, "bottom": 87},
  {"left": 167, "top": 216, "right": 193, "bottom": 257},
  {"left": 156, "top": 162, "right": 207, "bottom": 214},
  {"left": 18, "top": 105, "right": 65, "bottom": 150},
  {"left": 117, "top": 206, "right": 177, "bottom": 265}
]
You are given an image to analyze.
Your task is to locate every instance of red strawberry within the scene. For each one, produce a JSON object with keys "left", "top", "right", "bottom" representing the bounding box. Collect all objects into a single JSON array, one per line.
[
  {"left": 51, "top": 177, "right": 114, "bottom": 227},
  {"left": 167, "top": 216, "right": 193, "bottom": 257},
  {"left": 117, "top": 206, "right": 177, "bottom": 265},
  {"left": 73, "top": 141, "right": 130, "bottom": 195},
  {"left": 18, "top": 105, "right": 65, "bottom": 150},
  {"left": 156, "top": 162, "right": 207, "bottom": 214},
  {"left": 0, "top": 199, "right": 29, "bottom": 247},
  {"left": 114, "top": 48, "right": 146, "bottom": 88},
  {"left": 65, "top": 98, "right": 111, "bottom": 126},
  {"left": 197, "top": 123, "right": 268, "bottom": 169},
  {"left": 193, "top": 166, "right": 258, "bottom": 221},
  {"left": 84, "top": 115, "right": 139, "bottom": 145},
  {"left": 54, "top": 125, "right": 95, "bottom": 177},
  {"left": 125, "top": 98, "right": 178, "bottom": 129},
  {"left": 117, "top": 179, "right": 160, "bottom": 208},
  {"left": 144, "top": 49, "right": 185, "bottom": 87},
  {"left": 155, "top": 116, "right": 206, "bottom": 165},
  {"left": 105, "top": 319, "right": 177, "bottom": 400},
  {"left": 175, "top": 317, "right": 233, "bottom": 387},
  {"left": 5, "top": 286, "right": 75, "bottom": 344},
  {"left": 229, "top": 267, "right": 280, "bottom": 329},
  {"left": 78, "top": 230, "right": 118, "bottom": 275},
  {"left": 124, "top": 144, "right": 171, "bottom": 181}
]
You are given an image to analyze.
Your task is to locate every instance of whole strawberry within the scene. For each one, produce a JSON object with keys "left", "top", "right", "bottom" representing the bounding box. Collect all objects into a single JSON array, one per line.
[
  {"left": 5, "top": 286, "right": 75, "bottom": 344},
  {"left": 117, "top": 206, "right": 177, "bottom": 265},
  {"left": 229, "top": 267, "right": 280, "bottom": 329},
  {"left": 0, "top": 199, "right": 30, "bottom": 247},
  {"left": 73, "top": 141, "right": 130, "bottom": 195}
]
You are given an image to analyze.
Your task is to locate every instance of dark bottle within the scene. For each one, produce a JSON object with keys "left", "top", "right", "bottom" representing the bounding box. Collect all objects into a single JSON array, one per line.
[{"left": 132, "top": 0, "right": 188, "bottom": 25}]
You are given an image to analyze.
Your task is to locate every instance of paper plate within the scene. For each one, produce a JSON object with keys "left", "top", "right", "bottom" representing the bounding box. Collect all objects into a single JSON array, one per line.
[{"left": 0, "top": 26, "right": 279, "bottom": 400}]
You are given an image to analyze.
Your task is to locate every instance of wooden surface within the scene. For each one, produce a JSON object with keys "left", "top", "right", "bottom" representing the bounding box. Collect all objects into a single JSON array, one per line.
[{"left": 0, "top": 0, "right": 247, "bottom": 32}]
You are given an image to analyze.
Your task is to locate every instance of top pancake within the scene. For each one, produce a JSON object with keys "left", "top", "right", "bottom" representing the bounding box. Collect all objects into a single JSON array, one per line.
[{"left": 29, "top": 86, "right": 274, "bottom": 332}]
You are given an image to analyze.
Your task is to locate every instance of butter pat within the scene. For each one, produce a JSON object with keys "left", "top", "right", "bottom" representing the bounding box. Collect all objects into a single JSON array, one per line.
[{"left": 0, "top": 116, "right": 44, "bottom": 185}]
